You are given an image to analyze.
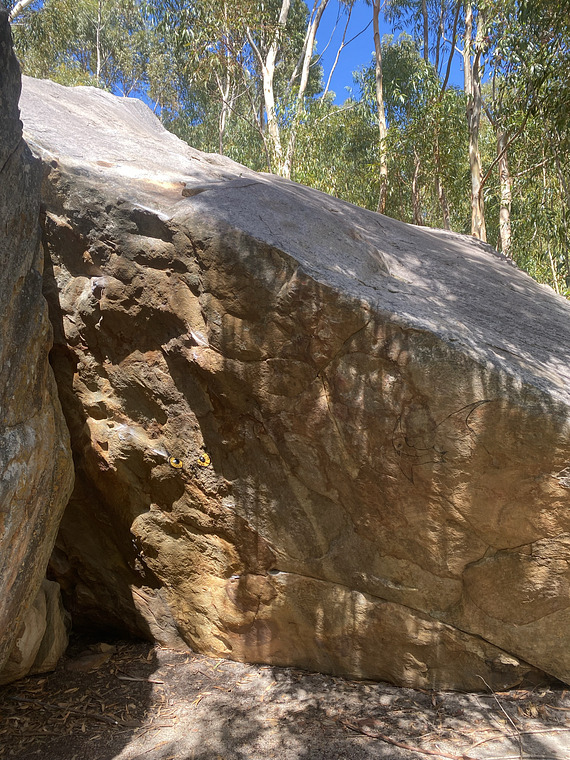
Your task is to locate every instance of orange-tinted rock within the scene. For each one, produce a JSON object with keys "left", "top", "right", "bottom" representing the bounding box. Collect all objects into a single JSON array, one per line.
[
  {"left": 18, "top": 75, "right": 570, "bottom": 689},
  {"left": 0, "top": 579, "right": 70, "bottom": 686},
  {"left": 0, "top": 17, "right": 74, "bottom": 682}
]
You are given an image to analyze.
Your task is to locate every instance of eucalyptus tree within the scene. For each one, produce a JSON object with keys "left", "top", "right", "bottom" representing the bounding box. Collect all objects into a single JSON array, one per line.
[
  {"left": 371, "top": 0, "right": 388, "bottom": 212},
  {"left": 384, "top": 0, "right": 434, "bottom": 63},
  {"left": 145, "top": 0, "right": 335, "bottom": 177},
  {"left": 462, "top": 1, "right": 489, "bottom": 240},
  {"left": 244, "top": 0, "right": 361, "bottom": 178},
  {"left": 359, "top": 34, "right": 469, "bottom": 229},
  {"left": 292, "top": 94, "right": 380, "bottom": 209},
  {"left": 11, "top": 0, "right": 152, "bottom": 93},
  {"left": 492, "top": 0, "right": 570, "bottom": 291},
  {"left": 7, "top": 0, "right": 36, "bottom": 21},
  {"left": 144, "top": 0, "right": 262, "bottom": 160},
  {"left": 244, "top": 0, "right": 331, "bottom": 177},
  {"left": 380, "top": 1, "right": 500, "bottom": 242}
]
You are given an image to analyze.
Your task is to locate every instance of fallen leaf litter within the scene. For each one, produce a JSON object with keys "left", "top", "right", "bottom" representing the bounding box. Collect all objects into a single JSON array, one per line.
[{"left": 1, "top": 635, "right": 570, "bottom": 759}]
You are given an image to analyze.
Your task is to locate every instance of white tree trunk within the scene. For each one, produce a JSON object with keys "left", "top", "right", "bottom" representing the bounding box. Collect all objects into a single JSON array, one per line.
[
  {"left": 8, "top": 0, "right": 35, "bottom": 21},
  {"left": 282, "top": 0, "right": 330, "bottom": 178},
  {"left": 412, "top": 151, "right": 422, "bottom": 225},
  {"left": 434, "top": 136, "right": 451, "bottom": 230},
  {"left": 247, "top": 0, "right": 291, "bottom": 174},
  {"left": 373, "top": 0, "right": 388, "bottom": 214},
  {"left": 497, "top": 128, "right": 512, "bottom": 256},
  {"left": 96, "top": 0, "right": 103, "bottom": 85},
  {"left": 421, "top": 0, "right": 429, "bottom": 61},
  {"left": 463, "top": 4, "right": 486, "bottom": 241}
]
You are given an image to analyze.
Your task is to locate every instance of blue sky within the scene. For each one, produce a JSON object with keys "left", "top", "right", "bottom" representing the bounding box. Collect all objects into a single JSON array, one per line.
[
  {"left": 12, "top": 0, "right": 465, "bottom": 105},
  {"left": 314, "top": 1, "right": 465, "bottom": 103}
]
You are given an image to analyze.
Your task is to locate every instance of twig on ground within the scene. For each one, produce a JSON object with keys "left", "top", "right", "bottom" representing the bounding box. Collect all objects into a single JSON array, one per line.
[
  {"left": 116, "top": 671, "right": 164, "bottom": 684},
  {"left": 341, "top": 719, "right": 477, "bottom": 759},
  {"left": 469, "top": 727, "right": 570, "bottom": 751},
  {"left": 9, "top": 696, "right": 123, "bottom": 726},
  {"left": 134, "top": 740, "right": 170, "bottom": 756},
  {"left": 481, "top": 756, "right": 566, "bottom": 760},
  {"left": 477, "top": 675, "right": 523, "bottom": 759}
]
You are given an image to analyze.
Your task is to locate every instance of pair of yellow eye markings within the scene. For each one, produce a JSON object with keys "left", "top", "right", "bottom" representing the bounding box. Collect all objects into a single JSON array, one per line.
[{"left": 168, "top": 453, "right": 211, "bottom": 469}]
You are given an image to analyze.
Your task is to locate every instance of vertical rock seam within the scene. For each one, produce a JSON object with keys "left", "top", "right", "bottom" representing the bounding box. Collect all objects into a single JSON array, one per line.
[{"left": 0, "top": 12, "right": 74, "bottom": 682}]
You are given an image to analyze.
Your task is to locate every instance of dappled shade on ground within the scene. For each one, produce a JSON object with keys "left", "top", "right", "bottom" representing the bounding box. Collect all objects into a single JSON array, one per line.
[{"left": 1, "top": 636, "right": 570, "bottom": 760}]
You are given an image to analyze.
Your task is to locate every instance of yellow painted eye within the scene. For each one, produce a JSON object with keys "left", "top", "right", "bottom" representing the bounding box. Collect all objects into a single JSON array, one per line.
[
  {"left": 197, "top": 452, "right": 211, "bottom": 467},
  {"left": 169, "top": 457, "right": 183, "bottom": 469}
]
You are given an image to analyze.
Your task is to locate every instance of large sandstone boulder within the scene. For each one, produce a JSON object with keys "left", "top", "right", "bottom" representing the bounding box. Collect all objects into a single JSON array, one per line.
[
  {"left": 0, "top": 15, "right": 74, "bottom": 682},
  {"left": 19, "top": 75, "right": 570, "bottom": 690}
]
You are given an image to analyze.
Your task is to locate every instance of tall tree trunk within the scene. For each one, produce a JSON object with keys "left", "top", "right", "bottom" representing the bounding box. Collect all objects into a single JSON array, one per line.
[
  {"left": 463, "top": 3, "right": 486, "bottom": 241},
  {"left": 282, "top": 0, "right": 330, "bottom": 178},
  {"left": 373, "top": 0, "right": 388, "bottom": 214},
  {"left": 435, "top": 0, "right": 445, "bottom": 71},
  {"left": 216, "top": 72, "right": 232, "bottom": 155},
  {"left": 422, "top": 0, "right": 429, "bottom": 61},
  {"left": 548, "top": 247, "right": 561, "bottom": 293},
  {"left": 550, "top": 136, "right": 570, "bottom": 285},
  {"left": 497, "top": 128, "right": 512, "bottom": 256},
  {"left": 96, "top": 0, "right": 103, "bottom": 85},
  {"left": 216, "top": 3, "right": 232, "bottom": 156},
  {"left": 435, "top": 175, "right": 451, "bottom": 229},
  {"left": 261, "top": 58, "right": 284, "bottom": 171},
  {"left": 412, "top": 150, "right": 422, "bottom": 225},
  {"left": 8, "top": 0, "right": 35, "bottom": 21},
  {"left": 247, "top": 0, "right": 291, "bottom": 174},
  {"left": 540, "top": 153, "right": 562, "bottom": 292},
  {"left": 434, "top": 136, "right": 451, "bottom": 229}
]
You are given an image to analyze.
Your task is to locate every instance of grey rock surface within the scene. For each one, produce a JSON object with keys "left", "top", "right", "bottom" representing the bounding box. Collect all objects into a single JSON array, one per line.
[
  {"left": 0, "top": 18, "right": 74, "bottom": 682},
  {"left": 18, "top": 74, "right": 570, "bottom": 689}
]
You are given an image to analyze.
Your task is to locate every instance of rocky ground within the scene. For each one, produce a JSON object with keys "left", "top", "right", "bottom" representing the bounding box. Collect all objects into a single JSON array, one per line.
[{"left": 1, "top": 635, "right": 570, "bottom": 760}]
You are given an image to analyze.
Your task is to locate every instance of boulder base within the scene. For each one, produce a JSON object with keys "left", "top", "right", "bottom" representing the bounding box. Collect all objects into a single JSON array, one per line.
[
  {"left": 0, "top": 580, "right": 70, "bottom": 686},
  {"left": 18, "top": 75, "right": 570, "bottom": 690}
]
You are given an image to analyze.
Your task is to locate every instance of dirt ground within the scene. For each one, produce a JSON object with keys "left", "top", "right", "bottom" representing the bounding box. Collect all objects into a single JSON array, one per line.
[{"left": 1, "top": 635, "right": 570, "bottom": 760}]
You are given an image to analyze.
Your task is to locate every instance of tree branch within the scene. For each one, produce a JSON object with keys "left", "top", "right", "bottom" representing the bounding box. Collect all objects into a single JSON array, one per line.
[
  {"left": 320, "top": 8, "right": 351, "bottom": 99},
  {"left": 245, "top": 27, "right": 264, "bottom": 69},
  {"left": 511, "top": 157, "right": 550, "bottom": 179},
  {"left": 479, "top": 81, "right": 550, "bottom": 192},
  {"left": 438, "top": 0, "right": 461, "bottom": 99},
  {"left": 316, "top": 100, "right": 360, "bottom": 122},
  {"left": 289, "top": 0, "right": 320, "bottom": 87},
  {"left": 9, "top": 0, "right": 35, "bottom": 21}
]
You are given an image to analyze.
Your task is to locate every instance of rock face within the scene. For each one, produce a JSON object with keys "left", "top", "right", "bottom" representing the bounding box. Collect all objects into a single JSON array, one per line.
[
  {"left": 0, "top": 579, "right": 71, "bottom": 686},
  {"left": 19, "top": 75, "right": 570, "bottom": 691},
  {"left": 0, "top": 16, "right": 74, "bottom": 682}
]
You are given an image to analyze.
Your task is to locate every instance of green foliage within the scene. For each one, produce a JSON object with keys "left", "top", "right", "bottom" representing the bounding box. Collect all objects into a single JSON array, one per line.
[
  {"left": 356, "top": 35, "right": 470, "bottom": 228},
  {"left": 483, "top": 0, "right": 570, "bottom": 293},
  {"left": 13, "top": 0, "right": 151, "bottom": 93},
  {"left": 143, "top": 0, "right": 323, "bottom": 170},
  {"left": 7, "top": 0, "right": 570, "bottom": 296},
  {"left": 292, "top": 95, "right": 380, "bottom": 208}
]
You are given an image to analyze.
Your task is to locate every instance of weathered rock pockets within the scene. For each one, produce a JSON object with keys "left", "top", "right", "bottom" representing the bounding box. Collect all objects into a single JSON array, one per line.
[{"left": 16, "top": 74, "right": 570, "bottom": 691}]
